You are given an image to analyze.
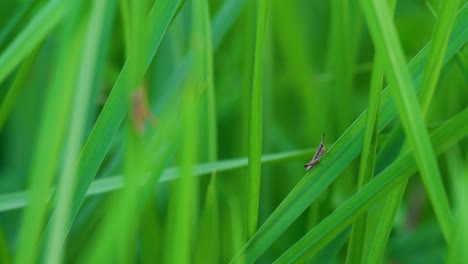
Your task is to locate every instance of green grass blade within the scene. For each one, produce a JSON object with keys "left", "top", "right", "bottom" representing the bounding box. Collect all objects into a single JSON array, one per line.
[
  {"left": 39, "top": 0, "right": 246, "bottom": 245},
  {"left": 42, "top": 1, "right": 115, "bottom": 263},
  {"left": 271, "top": 0, "right": 324, "bottom": 142},
  {"left": 345, "top": 56, "right": 384, "bottom": 263},
  {"left": 0, "top": 46, "right": 40, "bottom": 131},
  {"left": 0, "top": 228, "right": 11, "bottom": 263},
  {"left": 0, "top": 0, "right": 34, "bottom": 47},
  {"left": 112, "top": 0, "right": 148, "bottom": 260},
  {"left": 0, "top": 149, "right": 313, "bottom": 213},
  {"left": 419, "top": 0, "right": 461, "bottom": 114},
  {"left": 211, "top": 0, "right": 246, "bottom": 49},
  {"left": 229, "top": 5, "right": 468, "bottom": 262},
  {"left": 195, "top": 177, "right": 220, "bottom": 264},
  {"left": 139, "top": 197, "right": 163, "bottom": 263},
  {"left": 193, "top": 0, "right": 219, "bottom": 262},
  {"left": 166, "top": 91, "right": 199, "bottom": 264},
  {"left": 200, "top": 0, "right": 217, "bottom": 164},
  {"left": 360, "top": 0, "right": 453, "bottom": 242},
  {"left": 446, "top": 148, "right": 468, "bottom": 263},
  {"left": 0, "top": 0, "right": 65, "bottom": 84},
  {"left": 274, "top": 107, "right": 468, "bottom": 263},
  {"left": 41, "top": 0, "right": 182, "bottom": 246},
  {"left": 363, "top": 2, "right": 464, "bottom": 262},
  {"left": 2, "top": 1, "right": 465, "bottom": 262},
  {"left": 454, "top": 52, "right": 468, "bottom": 83},
  {"left": 328, "top": 0, "right": 358, "bottom": 133},
  {"left": 14, "top": 4, "right": 84, "bottom": 263},
  {"left": 246, "top": 0, "right": 270, "bottom": 238},
  {"left": 346, "top": 1, "right": 396, "bottom": 262}
]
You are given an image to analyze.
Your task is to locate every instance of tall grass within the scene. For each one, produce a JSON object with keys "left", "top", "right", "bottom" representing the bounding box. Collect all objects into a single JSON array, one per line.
[{"left": 0, "top": 0, "right": 466, "bottom": 263}]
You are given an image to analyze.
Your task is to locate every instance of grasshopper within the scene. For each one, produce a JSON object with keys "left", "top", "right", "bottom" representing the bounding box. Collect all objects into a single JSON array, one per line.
[
  {"left": 132, "top": 86, "right": 158, "bottom": 134},
  {"left": 304, "top": 132, "right": 328, "bottom": 171}
]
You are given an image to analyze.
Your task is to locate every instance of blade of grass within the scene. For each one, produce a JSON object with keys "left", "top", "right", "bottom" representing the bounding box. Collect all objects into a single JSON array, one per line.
[
  {"left": 40, "top": 0, "right": 245, "bottom": 246},
  {"left": 193, "top": 0, "right": 220, "bottom": 262},
  {"left": 0, "top": 46, "right": 40, "bottom": 131},
  {"left": 164, "top": 0, "right": 210, "bottom": 262},
  {"left": 328, "top": 0, "right": 356, "bottom": 133},
  {"left": 14, "top": 4, "right": 84, "bottom": 263},
  {"left": 271, "top": 0, "right": 324, "bottom": 143},
  {"left": 274, "top": 107, "right": 468, "bottom": 263},
  {"left": 446, "top": 148, "right": 468, "bottom": 263},
  {"left": 80, "top": 102, "right": 182, "bottom": 263},
  {"left": 165, "top": 90, "right": 199, "bottom": 264},
  {"left": 73, "top": 1, "right": 172, "bottom": 262},
  {"left": 85, "top": 0, "right": 148, "bottom": 262},
  {"left": 0, "top": 0, "right": 65, "bottom": 85},
  {"left": 246, "top": 0, "right": 270, "bottom": 239},
  {"left": 139, "top": 196, "right": 163, "bottom": 263},
  {"left": 313, "top": 228, "right": 350, "bottom": 263},
  {"left": 113, "top": 0, "right": 148, "bottom": 260},
  {"left": 454, "top": 51, "right": 468, "bottom": 83},
  {"left": 41, "top": 0, "right": 183, "bottom": 247},
  {"left": 195, "top": 177, "right": 220, "bottom": 263},
  {"left": 419, "top": 0, "right": 461, "bottom": 115},
  {"left": 362, "top": 2, "right": 462, "bottom": 262},
  {"left": 346, "top": 1, "right": 396, "bottom": 263},
  {"left": 0, "top": 0, "right": 34, "bottom": 47},
  {"left": 228, "top": 199, "right": 245, "bottom": 264},
  {"left": 0, "top": 149, "right": 313, "bottom": 213},
  {"left": 43, "top": 1, "right": 115, "bottom": 263},
  {"left": 360, "top": 0, "right": 453, "bottom": 243},
  {"left": 0, "top": 228, "right": 10, "bottom": 263},
  {"left": 229, "top": 5, "right": 468, "bottom": 262},
  {"left": 211, "top": 0, "right": 246, "bottom": 50}
]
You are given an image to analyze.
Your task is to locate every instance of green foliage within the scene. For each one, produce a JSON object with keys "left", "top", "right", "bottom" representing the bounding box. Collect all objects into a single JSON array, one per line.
[{"left": 0, "top": 0, "right": 466, "bottom": 263}]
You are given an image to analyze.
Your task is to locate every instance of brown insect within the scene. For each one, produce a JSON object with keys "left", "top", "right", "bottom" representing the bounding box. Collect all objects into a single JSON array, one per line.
[
  {"left": 132, "top": 87, "right": 158, "bottom": 134},
  {"left": 304, "top": 132, "right": 328, "bottom": 171}
]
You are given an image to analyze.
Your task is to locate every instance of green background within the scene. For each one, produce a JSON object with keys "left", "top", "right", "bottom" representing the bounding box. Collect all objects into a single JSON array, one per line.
[{"left": 0, "top": 0, "right": 467, "bottom": 263}]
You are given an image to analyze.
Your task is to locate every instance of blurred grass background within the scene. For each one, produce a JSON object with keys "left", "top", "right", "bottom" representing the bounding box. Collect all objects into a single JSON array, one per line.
[{"left": 0, "top": 0, "right": 467, "bottom": 263}]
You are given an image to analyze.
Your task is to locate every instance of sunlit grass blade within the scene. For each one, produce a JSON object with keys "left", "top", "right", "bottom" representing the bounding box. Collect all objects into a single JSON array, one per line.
[
  {"left": 79, "top": 0, "right": 150, "bottom": 262},
  {"left": 246, "top": 0, "right": 270, "bottom": 239},
  {"left": 14, "top": 4, "right": 84, "bottom": 262},
  {"left": 229, "top": 5, "right": 468, "bottom": 262},
  {"left": 346, "top": 1, "right": 396, "bottom": 262},
  {"left": 165, "top": 90, "right": 199, "bottom": 264},
  {"left": 41, "top": 0, "right": 183, "bottom": 246},
  {"left": 360, "top": 0, "right": 453, "bottom": 243},
  {"left": 42, "top": 1, "right": 115, "bottom": 263},
  {"left": 193, "top": 0, "right": 219, "bottom": 262},
  {"left": 0, "top": 149, "right": 313, "bottom": 213},
  {"left": 446, "top": 147, "right": 468, "bottom": 263},
  {"left": 274, "top": 107, "right": 468, "bottom": 263},
  {"left": 114, "top": 0, "right": 148, "bottom": 260},
  {"left": 363, "top": 1, "right": 464, "bottom": 262},
  {"left": 0, "top": 148, "right": 312, "bottom": 213},
  {"left": 195, "top": 177, "right": 220, "bottom": 263},
  {"left": 419, "top": 0, "right": 461, "bottom": 114},
  {"left": 345, "top": 51, "right": 383, "bottom": 263},
  {"left": 39, "top": 0, "right": 247, "bottom": 247}
]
